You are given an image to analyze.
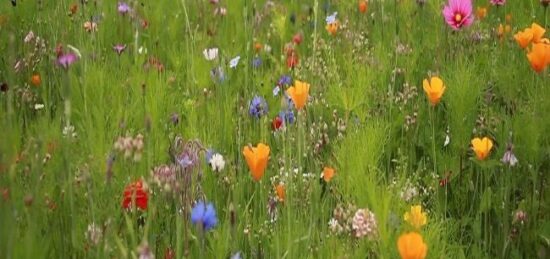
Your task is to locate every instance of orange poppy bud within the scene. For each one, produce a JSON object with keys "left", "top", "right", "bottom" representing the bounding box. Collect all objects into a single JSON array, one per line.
[
  {"left": 322, "top": 167, "right": 335, "bottom": 182},
  {"left": 275, "top": 184, "right": 285, "bottom": 203},
  {"left": 31, "top": 74, "right": 41, "bottom": 86},
  {"left": 476, "top": 7, "right": 487, "bottom": 20},
  {"left": 254, "top": 42, "right": 263, "bottom": 52},
  {"left": 359, "top": 1, "right": 368, "bottom": 13}
]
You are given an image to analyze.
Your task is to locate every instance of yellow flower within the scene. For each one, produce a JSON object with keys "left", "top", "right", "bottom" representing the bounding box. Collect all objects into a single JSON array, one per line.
[
  {"left": 242, "top": 143, "right": 270, "bottom": 181},
  {"left": 404, "top": 205, "right": 427, "bottom": 229},
  {"left": 286, "top": 80, "right": 310, "bottom": 110},
  {"left": 471, "top": 137, "right": 493, "bottom": 160},
  {"left": 397, "top": 232, "right": 428, "bottom": 259},
  {"left": 422, "top": 76, "right": 446, "bottom": 106}
]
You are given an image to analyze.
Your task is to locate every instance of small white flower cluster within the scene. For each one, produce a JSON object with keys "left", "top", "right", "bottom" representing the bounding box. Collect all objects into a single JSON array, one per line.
[
  {"left": 85, "top": 222, "right": 102, "bottom": 246},
  {"left": 114, "top": 134, "right": 144, "bottom": 161},
  {"left": 63, "top": 124, "right": 77, "bottom": 138},
  {"left": 352, "top": 208, "right": 378, "bottom": 239},
  {"left": 209, "top": 153, "right": 225, "bottom": 172}
]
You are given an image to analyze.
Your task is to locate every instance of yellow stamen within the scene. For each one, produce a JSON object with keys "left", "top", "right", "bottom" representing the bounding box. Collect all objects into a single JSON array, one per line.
[{"left": 455, "top": 14, "right": 462, "bottom": 23}]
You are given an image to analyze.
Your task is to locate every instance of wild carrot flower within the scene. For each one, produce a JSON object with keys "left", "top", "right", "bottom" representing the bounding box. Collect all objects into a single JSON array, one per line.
[
  {"left": 209, "top": 153, "right": 226, "bottom": 172},
  {"left": 442, "top": 0, "right": 474, "bottom": 31},
  {"left": 122, "top": 179, "right": 148, "bottom": 210},
  {"left": 471, "top": 137, "right": 493, "bottom": 160},
  {"left": 203, "top": 48, "right": 218, "bottom": 61},
  {"left": 352, "top": 208, "right": 378, "bottom": 239},
  {"left": 422, "top": 76, "right": 445, "bottom": 106},
  {"left": 397, "top": 232, "right": 428, "bottom": 259},
  {"left": 191, "top": 201, "right": 218, "bottom": 231},
  {"left": 286, "top": 80, "right": 310, "bottom": 110},
  {"left": 322, "top": 167, "right": 335, "bottom": 182},
  {"left": 490, "top": 0, "right": 506, "bottom": 6},
  {"left": 404, "top": 205, "right": 427, "bottom": 229},
  {"left": 248, "top": 95, "right": 268, "bottom": 118},
  {"left": 242, "top": 143, "right": 270, "bottom": 181}
]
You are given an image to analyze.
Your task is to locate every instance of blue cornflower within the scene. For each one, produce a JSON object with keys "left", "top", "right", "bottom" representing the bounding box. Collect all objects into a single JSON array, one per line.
[
  {"left": 252, "top": 56, "right": 262, "bottom": 68},
  {"left": 210, "top": 66, "right": 225, "bottom": 83},
  {"left": 249, "top": 95, "right": 268, "bottom": 118},
  {"left": 278, "top": 75, "right": 292, "bottom": 86},
  {"left": 205, "top": 149, "right": 214, "bottom": 164},
  {"left": 191, "top": 201, "right": 218, "bottom": 231},
  {"left": 279, "top": 110, "right": 295, "bottom": 125}
]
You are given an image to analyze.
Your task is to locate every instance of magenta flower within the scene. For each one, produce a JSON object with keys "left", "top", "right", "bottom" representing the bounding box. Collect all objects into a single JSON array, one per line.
[
  {"left": 442, "top": 0, "right": 474, "bottom": 31},
  {"left": 57, "top": 53, "right": 78, "bottom": 69},
  {"left": 113, "top": 44, "right": 126, "bottom": 55},
  {"left": 117, "top": 2, "right": 130, "bottom": 15},
  {"left": 490, "top": 0, "right": 506, "bottom": 6}
]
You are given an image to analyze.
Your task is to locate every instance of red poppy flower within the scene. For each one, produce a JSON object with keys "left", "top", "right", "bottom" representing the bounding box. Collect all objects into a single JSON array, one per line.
[
  {"left": 122, "top": 179, "right": 148, "bottom": 210},
  {"left": 293, "top": 33, "right": 303, "bottom": 45},
  {"left": 272, "top": 116, "right": 283, "bottom": 130},
  {"left": 286, "top": 52, "right": 299, "bottom": 69}
]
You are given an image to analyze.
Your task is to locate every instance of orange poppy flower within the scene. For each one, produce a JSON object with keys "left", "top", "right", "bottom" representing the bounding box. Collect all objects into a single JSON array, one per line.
[
  {"left": 287, "top": 80, "right": 310, "bottom": 110},
  {"left": 530, "top": 23, "right": 546, "bottom": 43},
  {"left": 471, "top": 137, "right": 494, "bottom": 160},
  {"left": 527, "top": 43, "right": 550, "bottom": 73},
  {"left": 359, "top": 1, "right": 368, "bottom": 13},
  {"left": 422, "top": 76, "right": 446, "bottom": 106},
  {"left": 514, "top": 29, "right": 534, "bottom": 49},
  {"left": 326, "top": 22, "right": 339, "bottom": 36},
  {"left": 476, "top": 7, "right": 487, "bottom": 20},
  {"left": 275, "top": 184, "right": 285, "bottom": 202},
  {"left": 254, "top": 42, "right": 263, "bottom": 52},
  {"left": 322, "top": 167, "right": 335, "bottom": 182},
  {"left": 31, "top": 73, "right": 41, "bottom": 87},
  {"left": 397, "top": 232, "right": 428, "bottom": 259},
  {"left": 242, "top": 143, "right": 270, "bottom": 181}
]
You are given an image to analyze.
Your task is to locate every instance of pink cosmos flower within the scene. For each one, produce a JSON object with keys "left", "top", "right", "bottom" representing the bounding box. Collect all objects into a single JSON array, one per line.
[
  {"left": 490, "top": 0, "right": 506, "bottom": 6},
  {"left": 443, "top": 0, "right": 474, "bottom": 31}
]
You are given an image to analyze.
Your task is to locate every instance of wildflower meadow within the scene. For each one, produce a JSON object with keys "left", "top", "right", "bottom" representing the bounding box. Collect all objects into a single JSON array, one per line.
[{"left": 1, "top": 0, "right": 550, "bottom": 258}]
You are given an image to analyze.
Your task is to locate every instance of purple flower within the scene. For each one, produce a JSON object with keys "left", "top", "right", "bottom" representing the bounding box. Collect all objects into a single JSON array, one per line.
[
  {"left": 210, "top": 66, "right": 225, "bottom": 83},
  {"left": 57, "top": 53, "right": 78, "bottom": 69},
  {"left": 501, "top": 144, "right": 518, "bottom": 167},
  {"left": 249, "top": 95, "right": 268, "bottom": 118},
  {"left": 113, "top": 44, "right": 126, "bottom": 55},
  {"left": 490, "top": 0, "right": 506, "bottom": 6},
  {"left": 252, "top": 56, "right": 262, "bottom": 68},
  {"left": 117, "top": 2, "right": 130, "bottom": 15},
  {"left": 279, "top": 110, "right": 295, "bottom": 125},
  {"left": 205, "top": 149, "right": 214, "bottom": 164},
  {"left": 442, "top": 0, "right": 474, "bottom": 31},
  {"left": 278, "top": 75, "right": 292, "bottom": 87},
  {"left": 191, "top": 201, "right": 218, "bottom": 231}
]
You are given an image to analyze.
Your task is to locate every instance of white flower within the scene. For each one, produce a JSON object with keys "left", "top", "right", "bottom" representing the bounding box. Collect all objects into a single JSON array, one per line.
[
  {"left": 138, "top": 46, "right": 147, "bottom": 55},
  {"left": 34, "top": 103, "right": 45, "bottom": 110},
  {"left": 63, "top": 124, "right": 77, "bottom": 138},
  {"left": 326, "top": 12, "right": 337, "bottom": 24},
  {"left": 444, "top": 134, "right": 450, "bottom": 147},
  {"left": 272, "top": 86, "right": 280, "bottom": 96},
  {"left": 209, "top": 153, "right": 225, "bottom": 172},
  {"left": 203, "top": 48, "right": 219, "bottom": 61},
  {"left": 24, "top": 31, "right": 35, "bottom": 43},
  {"left": 229, "top": 56, "right": 240, "bottom": 68}
]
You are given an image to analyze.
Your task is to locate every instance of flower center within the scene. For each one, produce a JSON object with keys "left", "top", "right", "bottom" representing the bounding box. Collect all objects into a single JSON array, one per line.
[{"left": 454, "top": 13, "right": 462, "bottom": 23}]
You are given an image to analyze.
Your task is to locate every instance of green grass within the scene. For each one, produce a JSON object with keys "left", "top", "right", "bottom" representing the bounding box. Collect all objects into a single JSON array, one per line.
[{"left": 1, "top": 0, "right": 549, "bottom": 258}]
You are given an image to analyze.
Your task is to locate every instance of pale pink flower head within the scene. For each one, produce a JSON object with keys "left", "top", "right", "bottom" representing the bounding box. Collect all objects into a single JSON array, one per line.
[
  {"left": 443, "top": 0, "right": 474, "bottom": 31},
  {"left": 490, "top": 0, "right": 506, "bottom": 6}
]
